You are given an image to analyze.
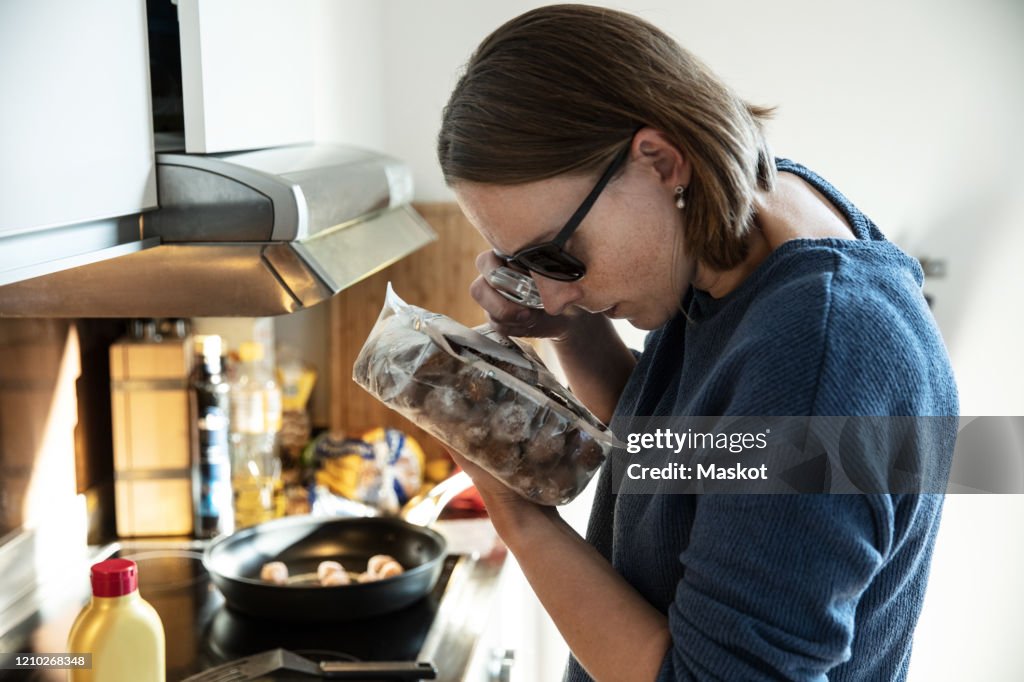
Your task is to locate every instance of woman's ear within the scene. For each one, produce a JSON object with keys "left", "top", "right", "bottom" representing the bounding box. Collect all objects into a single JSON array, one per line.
[{"left": 632, "top": 127, "right": 691, "bottom": 189}]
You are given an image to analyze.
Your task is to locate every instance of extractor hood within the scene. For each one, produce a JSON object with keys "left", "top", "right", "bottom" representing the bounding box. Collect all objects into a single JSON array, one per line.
[{"left": 0, "top": 143, "right": 436, "bottom": 317}]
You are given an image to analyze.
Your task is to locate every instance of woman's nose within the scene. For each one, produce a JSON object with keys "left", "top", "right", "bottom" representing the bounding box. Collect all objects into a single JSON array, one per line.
[{"left": 534, "top": 276, "right": 583, "bottom": 316}]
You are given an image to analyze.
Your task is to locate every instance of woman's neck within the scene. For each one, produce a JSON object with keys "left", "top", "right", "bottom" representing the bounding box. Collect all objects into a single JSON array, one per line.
[
  {"left": 691, "top": 170, "right": 856, "bottom": 299},
  {"left": 691, "top": 225, "right": 771, "bottom": 299}
]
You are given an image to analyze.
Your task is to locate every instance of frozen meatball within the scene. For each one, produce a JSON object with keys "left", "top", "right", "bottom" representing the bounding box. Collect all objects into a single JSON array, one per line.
[
  {"left": 320, "top": 569, "right": 351, "bottom": 586},
  {"left": 523, "top": 425, "right": 567, "bottom": 469},
  {"left": 454, "top": 369, "right": 495, "bottom": 402},
  {"left": 490, "top": 402, "right": 533, "bottom": 444},
  {"left": 572, "top": 430, "right": 606, "bottom": 471},
  {"left": 513, "top": 464, "right": 580, "bottom": 505},
  {"left": 482, "top": 441, "right": 524, "bottom": 478},
  {"left": 464, "top": 423, "right": 491, "bottom": 448},
  {"left": 317, "top": 560, "right": 346, "bottom": 584},
  {"left": 366, "top": 554, "right": 398, "bottom": 576},
  {"left": 422, "top": 386, "right": 470, "bottom": 423},
  {"left": 548, "top": 464, "right": 582, "bottom": 497},
  {"left": 260, "top": 561, "right": 289, "bottom": 585},
  {"left": 375, "top": 560, "right": 404, "bottom": 579}
]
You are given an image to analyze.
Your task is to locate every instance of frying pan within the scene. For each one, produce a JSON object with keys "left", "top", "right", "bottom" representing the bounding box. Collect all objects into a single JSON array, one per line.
[{"left": 203, "top": 473, "right": 472, "bottom": 622}]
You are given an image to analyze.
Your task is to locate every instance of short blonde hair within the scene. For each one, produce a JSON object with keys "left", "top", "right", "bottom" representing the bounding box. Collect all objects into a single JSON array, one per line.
[{"left": 438, "top": 4, "right": 777, "bottom": 270}]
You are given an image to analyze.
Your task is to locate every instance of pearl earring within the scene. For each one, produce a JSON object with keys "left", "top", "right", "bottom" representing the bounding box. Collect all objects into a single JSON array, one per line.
[{"left": 674, "top": 185, "right": 686, "bottom": 210}]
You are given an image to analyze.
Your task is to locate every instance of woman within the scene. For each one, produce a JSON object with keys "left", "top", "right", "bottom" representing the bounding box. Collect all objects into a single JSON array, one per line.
[{"left": 437, "top": 5, "right": 957, "bottom": 681}]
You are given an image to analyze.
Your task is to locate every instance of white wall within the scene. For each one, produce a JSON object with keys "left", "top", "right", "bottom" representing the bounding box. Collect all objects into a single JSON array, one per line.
[
  {"left": 910, "top": 494, "right": 1024, "bottom": 681},
  {"left": 312, "top": 0, "right": 386, "bottom": 149},
  {"left": 309, "top": 2, "right": 1024, "bottom": 679}
]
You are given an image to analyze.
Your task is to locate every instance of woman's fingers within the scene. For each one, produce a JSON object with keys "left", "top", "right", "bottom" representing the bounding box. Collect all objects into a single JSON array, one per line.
[
  {"left": 472, "top": 252, "right": 532, "bottom": 322},
  {"left": 472, "top": 279, "right": 546, "bottom": 336},
  {"left": 469, "top": 274, "right": 529, "bottom": 324},
  {"left": 475, "top": 250, "right": 504, "bottom": 276},
  {"left": 471, "top": 250, "right": 581, "bottom": 339},
  {"left": 446, "top": 449, "right": 532, "bottom": 509}
]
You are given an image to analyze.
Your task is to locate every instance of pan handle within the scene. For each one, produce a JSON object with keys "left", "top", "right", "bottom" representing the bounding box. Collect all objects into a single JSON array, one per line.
[
  {"left": 401, "top": 471, "right": 474, "bottom": 527},
  {"left": 319, "top": 660, "right": 437, "bottom": 679}
]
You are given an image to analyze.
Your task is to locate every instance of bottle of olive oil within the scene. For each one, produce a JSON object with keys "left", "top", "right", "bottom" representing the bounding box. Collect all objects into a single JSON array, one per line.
[
  {"left": 230, "top": 341, "right": 285, "bottom": 527},
  {"left": 67, "top": 559, "right": 165, "bottom": 681}
]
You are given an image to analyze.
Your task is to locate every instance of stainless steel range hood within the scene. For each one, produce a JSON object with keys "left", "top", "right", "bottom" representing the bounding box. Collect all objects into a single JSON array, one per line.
[{"left": 0, "top": 144, "right": 436, "bottom": 317}]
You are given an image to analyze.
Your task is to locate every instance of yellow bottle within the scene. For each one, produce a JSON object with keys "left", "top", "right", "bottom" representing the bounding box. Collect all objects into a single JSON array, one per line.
[
  {"left": 67, "top": 558, "right": 165, "bottom": 682},
  {"left": 230, "top": 341, "right": 285, "bottom": 528}
]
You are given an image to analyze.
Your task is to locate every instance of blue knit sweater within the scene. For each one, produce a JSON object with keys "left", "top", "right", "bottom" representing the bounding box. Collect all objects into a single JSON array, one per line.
[{"left": 564, "top": 159, "right": 958, "bottom": 681}]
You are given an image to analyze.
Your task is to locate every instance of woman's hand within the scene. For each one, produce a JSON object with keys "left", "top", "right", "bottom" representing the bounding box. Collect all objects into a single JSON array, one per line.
[
  {"left": 446, "top": 448, "right": 556, "bottom": 535},
  {"left": 446, "top": 446, "right": 671, "bottom": 682},
  {"left": 470, "top": 251, "right": 583, "bottom": 340}
]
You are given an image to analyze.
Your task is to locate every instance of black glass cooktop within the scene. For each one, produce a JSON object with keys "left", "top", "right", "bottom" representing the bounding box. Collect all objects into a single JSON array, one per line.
[{"left": 0, "top": 545, "right": 459, "bottom": 681}]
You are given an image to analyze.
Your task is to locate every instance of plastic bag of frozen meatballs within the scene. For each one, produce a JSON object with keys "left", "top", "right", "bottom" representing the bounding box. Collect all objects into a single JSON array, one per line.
[{"left": 353, "top": 283, "right": 615, "bottom": 505}]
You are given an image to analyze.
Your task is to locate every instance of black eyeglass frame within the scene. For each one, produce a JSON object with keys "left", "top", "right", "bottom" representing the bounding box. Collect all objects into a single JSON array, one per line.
[{"left": 493, "top": 139, "right": 633, "bottom": 282}]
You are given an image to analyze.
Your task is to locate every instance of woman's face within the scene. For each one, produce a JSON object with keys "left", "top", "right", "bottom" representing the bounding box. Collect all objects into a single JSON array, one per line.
[{"left": 453, "top": 130, "right": 694, "bottom": 330}]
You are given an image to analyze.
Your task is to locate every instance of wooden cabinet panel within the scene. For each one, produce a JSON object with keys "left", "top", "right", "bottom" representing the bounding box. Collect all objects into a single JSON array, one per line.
[
  {"left": 110, "top": 341, "right": 191, "bottom": 381},
  {"left": 329, "top": 203, "right": 489, "bottom": 462},
  {"left": 109, "top": 337, "right": 193, "bottom": 536},
  {"left": 111, "top": 390, "right": 191, "bottom": 471},
  {"left": 0, "top": 321, "right": 79, "bottom": 534},
  {"left": 115, "top": 479, "right": 193, "bottom": 537}
]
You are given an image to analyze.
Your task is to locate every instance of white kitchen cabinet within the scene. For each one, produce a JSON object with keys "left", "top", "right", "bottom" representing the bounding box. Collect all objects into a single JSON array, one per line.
[
  {"left": 177, "top": 0, "right": 315, "bottom": 153},
  {"left": 0, "top": 0, "right": 157, "bottom": 236}
]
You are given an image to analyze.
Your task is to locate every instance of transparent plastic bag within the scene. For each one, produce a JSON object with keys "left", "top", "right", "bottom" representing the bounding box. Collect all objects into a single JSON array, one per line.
[{"left": 353, "top": 283, "right": 616, "bottom": 505}]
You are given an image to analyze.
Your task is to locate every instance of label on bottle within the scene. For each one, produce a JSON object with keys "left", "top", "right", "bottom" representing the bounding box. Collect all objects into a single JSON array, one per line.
[
  {"left": 231, "top": 392, "right": 265, "bottom": 434},
  {"left": 199, "top": 459, "right": 231, "bottom": 515},
  {"left": 196, "top": 403, "right": 233, "bottom": 536},
  {"left": 264, "top": 387, "right": 283, "bottom": 433},
  {"left": 198, "top": 411, "right": 229, "bottom": 435}
]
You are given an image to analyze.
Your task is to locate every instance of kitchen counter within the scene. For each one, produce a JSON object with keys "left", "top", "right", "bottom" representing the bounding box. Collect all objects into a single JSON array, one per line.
[
  {"left": 0, "top": 518, "right": 507, "bottom": 682},
  {"left": 420, "top": 519, "right": 507, "bottom": 680}
]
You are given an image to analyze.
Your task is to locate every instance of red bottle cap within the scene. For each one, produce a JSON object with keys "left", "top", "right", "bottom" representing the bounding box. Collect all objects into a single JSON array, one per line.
[{"left": 90, "top": 559, "right": 138, "bottom": 597}]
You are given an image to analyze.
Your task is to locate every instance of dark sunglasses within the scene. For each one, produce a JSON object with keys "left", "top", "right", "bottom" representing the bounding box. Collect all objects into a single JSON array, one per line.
[{"left": 493, "top": 140, "right": 632, "bottom": 282}]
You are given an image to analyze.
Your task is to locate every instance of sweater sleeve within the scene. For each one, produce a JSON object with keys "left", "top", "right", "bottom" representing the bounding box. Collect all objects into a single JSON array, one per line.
[{"left": 656, "top": 494, "right": 891, "bottom": 681}]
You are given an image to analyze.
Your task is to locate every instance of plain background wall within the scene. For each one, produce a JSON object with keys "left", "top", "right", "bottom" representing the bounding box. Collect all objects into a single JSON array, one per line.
[{"left": 304, "top": 1, "right": 1024, "bottom": 679}]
